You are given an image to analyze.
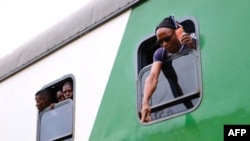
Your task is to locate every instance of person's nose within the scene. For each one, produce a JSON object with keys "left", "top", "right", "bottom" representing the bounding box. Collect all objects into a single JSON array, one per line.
[{"left": 162, "top": 41, "right": 169, "bottom": 47}]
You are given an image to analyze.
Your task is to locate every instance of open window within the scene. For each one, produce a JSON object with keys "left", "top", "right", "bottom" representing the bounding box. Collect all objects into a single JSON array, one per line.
[
  {"left": 136, "top": 16, "right": 202, "bottom": 124},
  {"left": 36, "top": 74, "right": 75, "bottom": 141}
]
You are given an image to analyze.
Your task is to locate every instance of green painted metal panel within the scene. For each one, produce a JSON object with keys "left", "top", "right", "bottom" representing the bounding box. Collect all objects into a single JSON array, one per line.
[{"left": 90, "top": 0, "right": 250, "bottom": 140}]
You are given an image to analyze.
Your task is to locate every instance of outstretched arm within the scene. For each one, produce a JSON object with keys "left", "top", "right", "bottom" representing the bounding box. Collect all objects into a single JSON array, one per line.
[{"left": 140, "top": 62, "right": 162, "bottom": 122}]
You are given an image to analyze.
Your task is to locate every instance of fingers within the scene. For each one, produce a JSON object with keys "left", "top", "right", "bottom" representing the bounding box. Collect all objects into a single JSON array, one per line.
[
  {"left": 181, "top": 34, "right": 194, "bottom": 48},
  {"left": 140, "top": 109, "right": 151, "bottom": 123},
  {"left": 140, "top": 110, "right": 147, "bottom": 122},
  {"left": 49, "top": 103, "right": 55, "bottom": 109},
  {"left": 145, "top": 115, "right": 152, "bottom": 122},
  {"left": 181, "top": 34, "right": 191, "bottom": 43},
  {"left": 141, "top": 115, "right": 152, "bottom": 123}
]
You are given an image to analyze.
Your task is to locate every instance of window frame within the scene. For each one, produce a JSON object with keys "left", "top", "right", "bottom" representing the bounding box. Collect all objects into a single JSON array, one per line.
[
  {"left": 36, "top": 74, "right": 75, "bottom": 141},
  {"left": 136, "top": 16, "right": 202, "bottom": 125}
]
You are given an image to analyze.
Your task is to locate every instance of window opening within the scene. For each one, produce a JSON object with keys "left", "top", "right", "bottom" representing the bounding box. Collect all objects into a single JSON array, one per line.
[
  {"left": 137, "top": 16, "right": 202, "bottom": 124},
  {"left": 36, "top": 74, "right": 75, "bottom": 141}
]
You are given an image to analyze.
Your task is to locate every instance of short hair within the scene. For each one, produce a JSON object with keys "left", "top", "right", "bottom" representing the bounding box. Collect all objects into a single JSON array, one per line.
[
  {"left": 35, "top": 89, "right": 52, "bottom": 103},
  {"left": 63, "top": 81, "right": 73, "bottom": 88}
]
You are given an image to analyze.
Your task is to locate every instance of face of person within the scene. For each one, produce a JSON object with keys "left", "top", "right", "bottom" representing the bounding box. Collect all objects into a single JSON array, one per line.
[
  {"left": 156, "top": 27, "right": 182, "bottom": 53},
  {"left": 56, "top": 91, "right": 64, "bottom": 102},
  {"left": 35, "top": 96, "right": 48, "bottom": 111},
  {"left": 63, "top": 83, "right": 73, "bottom": 99}
]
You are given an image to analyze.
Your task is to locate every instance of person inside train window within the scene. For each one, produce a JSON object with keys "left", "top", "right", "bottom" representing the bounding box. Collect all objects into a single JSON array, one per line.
[
  {"left": 140, "top": 15, "right": 196, "bottom": 123},
  {"left": 56, "top": 89, "right": 65, "bottom": 102},
  {"left": 62, "top": 81, "right": 73, "bottom": 99},
  {"left": 48, "top": 89, "right": 65, "bottom": 109},
  {"left": 35, "top": 89, "right": 53, "bottom": 112}
]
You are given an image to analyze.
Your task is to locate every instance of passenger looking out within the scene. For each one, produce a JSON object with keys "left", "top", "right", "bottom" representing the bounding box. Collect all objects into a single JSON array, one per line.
[
  {"left": 48, "top": 89, "right": 65, "bottom": 109},
  {"left": 140, "top": 15, "right": 196, "bottom": 123},
  {"left": 35, "top": 81, "right": 73, "bottom": 111},
  {"left": 62, "top": 81, "right": 73, "bottom": 99},
  {"left": 35, "top": 89, "right": 52, "bottom": 112},
  {"left": 56, "top": 90, "right": 65, "bottom": 102}
]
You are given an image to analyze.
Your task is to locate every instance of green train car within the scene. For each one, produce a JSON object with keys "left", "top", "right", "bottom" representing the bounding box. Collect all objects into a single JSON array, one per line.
[{"left": 0, "top": 0, "right": 249, "bottom": 140}]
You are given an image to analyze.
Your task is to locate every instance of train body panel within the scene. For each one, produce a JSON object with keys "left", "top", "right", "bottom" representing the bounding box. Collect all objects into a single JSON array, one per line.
[{"left": 0, "top": 0, "right": 249, "bottom": 141}]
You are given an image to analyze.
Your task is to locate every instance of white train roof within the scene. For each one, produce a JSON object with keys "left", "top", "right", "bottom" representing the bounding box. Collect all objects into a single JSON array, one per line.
[{"left": 0, "top": 0, "right": 141, "bottom": 81}]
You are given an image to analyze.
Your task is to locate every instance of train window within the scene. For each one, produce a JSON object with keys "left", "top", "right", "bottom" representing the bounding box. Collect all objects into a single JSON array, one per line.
[
  {"left": 136, "top": 16, "right": 202, "bottom": 124},
  {"left": 36, "top": 74, "right": 75, "bottom": 141}
]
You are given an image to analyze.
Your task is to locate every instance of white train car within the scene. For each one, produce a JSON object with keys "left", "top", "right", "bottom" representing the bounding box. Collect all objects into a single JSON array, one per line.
[{"left": 0, "top": 0, "right": 140, "bottom": 140}]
